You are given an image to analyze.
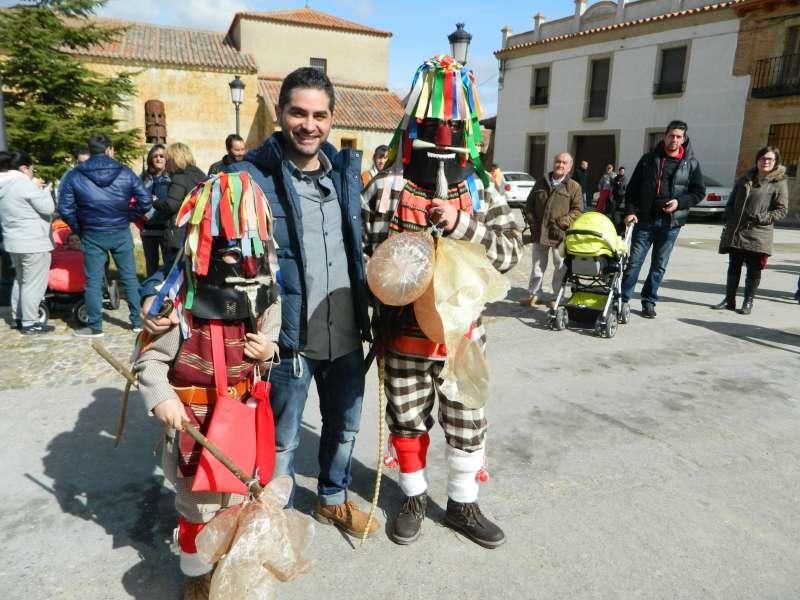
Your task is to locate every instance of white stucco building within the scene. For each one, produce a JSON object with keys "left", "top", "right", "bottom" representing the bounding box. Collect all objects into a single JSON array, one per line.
[{"left": 494, "top": 0, "right": 749, "bottom": 191}]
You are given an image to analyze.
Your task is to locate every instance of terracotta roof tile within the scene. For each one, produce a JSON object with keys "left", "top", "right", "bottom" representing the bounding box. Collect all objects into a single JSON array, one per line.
[
  {"left": 258, "top": 76, "right": 403, "bottom": 131},
  {"left": 231, "top": 7, "right": 391, "bottom": 38},
  {"left": 70, "top": 19, "right": 257, "bottom": 72},
  {"left": 495, "top": 1, "right": 744, "bottom": 58}
]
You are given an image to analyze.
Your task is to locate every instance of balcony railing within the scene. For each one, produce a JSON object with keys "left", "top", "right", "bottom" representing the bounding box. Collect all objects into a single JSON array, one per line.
[
  {"left": 653, "top": 80, "right": 684, "bottom": 96},
  {"left": 752, "top": 53, "right": 800, "bottom": 98}
]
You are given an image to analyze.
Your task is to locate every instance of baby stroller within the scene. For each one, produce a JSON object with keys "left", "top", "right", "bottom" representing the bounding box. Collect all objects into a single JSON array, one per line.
[
  {"left": 39, "top": 221, "right": 120, "bottom": 326},
  {"left": 547, "top": 211, "right": 633, "bottom": 338}
]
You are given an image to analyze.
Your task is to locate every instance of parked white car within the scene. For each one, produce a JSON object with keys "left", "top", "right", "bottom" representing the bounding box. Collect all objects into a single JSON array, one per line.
[
  {"left": 689, "top": 175, "right": 731, "bottom": 217},
  {"left": 501, "top": 171, "right": 536, "bottom": 209}
]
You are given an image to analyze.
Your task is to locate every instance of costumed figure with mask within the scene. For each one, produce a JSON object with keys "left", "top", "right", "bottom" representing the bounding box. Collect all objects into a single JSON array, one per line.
[
  {"left": 362, "top": 55, "right": 522, "bottom": 548},
  {"left": 133, "top": 172, "right": 282, "bottom": 598}
]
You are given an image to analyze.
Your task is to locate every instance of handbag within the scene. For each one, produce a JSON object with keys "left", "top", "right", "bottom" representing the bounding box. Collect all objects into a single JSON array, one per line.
[{"left": 191, "top": 320, "right": 256, "bottom": 495}]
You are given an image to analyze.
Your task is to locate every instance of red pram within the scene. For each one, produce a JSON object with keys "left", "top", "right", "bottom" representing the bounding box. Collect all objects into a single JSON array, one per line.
[{"left": 39, "top": 220, "right": 120, "bottom": 326}]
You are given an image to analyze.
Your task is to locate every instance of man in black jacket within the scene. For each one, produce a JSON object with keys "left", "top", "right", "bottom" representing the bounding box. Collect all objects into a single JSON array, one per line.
[
  {"left": 207, "top": 133, "right": 246, "bottom": 176},
  {"left": 573, "top": 160, "right": 590, "bottom": 210},
  {"left": 58, "top": 133, "right": 151, "bottom": 337},
  {"left": 621, "top": 120, "right": 705, "bottom": 318}
]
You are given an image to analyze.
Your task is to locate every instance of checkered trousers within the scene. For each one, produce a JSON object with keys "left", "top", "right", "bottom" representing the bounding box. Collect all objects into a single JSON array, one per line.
[{"left": 384, "top": 351, "right": 487, "bottom": 452}]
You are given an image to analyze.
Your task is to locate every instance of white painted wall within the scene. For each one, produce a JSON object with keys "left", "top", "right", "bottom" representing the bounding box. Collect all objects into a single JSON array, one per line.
[{"left": 495, "top": 17, "right": 750, "bottom": 187}]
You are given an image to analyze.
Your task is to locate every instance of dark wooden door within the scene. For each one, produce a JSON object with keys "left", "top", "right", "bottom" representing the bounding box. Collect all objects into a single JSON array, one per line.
[{"left": 573, "top": 134, "right": 616, "bottom": 193}]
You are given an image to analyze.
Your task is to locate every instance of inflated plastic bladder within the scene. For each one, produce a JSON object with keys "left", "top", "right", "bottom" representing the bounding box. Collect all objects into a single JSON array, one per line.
[{"left": 367, "top": 231, "right": 435, "bottom": 306}]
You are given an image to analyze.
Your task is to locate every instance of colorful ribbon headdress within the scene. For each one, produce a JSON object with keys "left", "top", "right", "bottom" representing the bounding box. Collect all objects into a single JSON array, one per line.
[
  {"left": 386, "top": 54, "right": 489, "bottom": 188},
  {"left": 146, "top": 171, "right": 279, "bottom": 338}
]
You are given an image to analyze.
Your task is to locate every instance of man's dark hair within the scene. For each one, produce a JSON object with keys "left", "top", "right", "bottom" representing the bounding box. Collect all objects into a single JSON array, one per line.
[
  {"left": 0, "top": 150, "right": 32, "bottom": 172},
  {"left": 73, "top": 145, "right": 90, "bottom": 160},
  {"left": 665, "top": 120, "right": 688, "bottom": 134},
  {"left": 87, "top": 133, "right": 112, "bottom": 155},
  {"left": 374, "top": 145, "right": 389, "bottom": 158},
  {"left": 490, "top": 163, "right": 499, "bottom": 170},
  {"left": 225, "top": 134, "right": 244, "bottom": 151},
  {"left": 278, "top": 67, "right": 335, "bottom": 112}
]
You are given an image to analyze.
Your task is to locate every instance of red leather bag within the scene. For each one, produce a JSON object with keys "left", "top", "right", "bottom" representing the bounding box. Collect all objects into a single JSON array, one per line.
[{"left": 191, "top": 320, "right": 256, "bottom": 495}]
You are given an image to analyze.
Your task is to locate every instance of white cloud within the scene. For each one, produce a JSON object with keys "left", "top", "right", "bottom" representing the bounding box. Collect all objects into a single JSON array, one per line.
[{"left": 98, "top": 0, "right": 248, "bottom": 31}]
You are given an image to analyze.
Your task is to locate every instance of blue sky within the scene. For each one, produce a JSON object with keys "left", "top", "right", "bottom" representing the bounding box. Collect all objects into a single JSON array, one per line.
[{"left": 3, "top": 0, "right": 598, "bottom": 115}]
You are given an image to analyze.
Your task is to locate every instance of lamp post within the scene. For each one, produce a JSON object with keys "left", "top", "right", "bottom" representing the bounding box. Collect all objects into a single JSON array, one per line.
[
  {"left": 228, "top": 75, "right": 245, "bottom": 136},
  {"left": 448, "top": 22, "right": 472, "bottom": 65}
]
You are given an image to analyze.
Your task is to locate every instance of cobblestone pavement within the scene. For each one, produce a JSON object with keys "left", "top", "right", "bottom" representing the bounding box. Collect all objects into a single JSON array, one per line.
[{"left": 0, "top": 302, "right": 140, "bottom": 389}]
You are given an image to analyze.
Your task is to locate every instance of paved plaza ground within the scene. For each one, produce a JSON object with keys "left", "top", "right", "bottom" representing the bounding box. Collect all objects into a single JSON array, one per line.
[{"left": 1, "top": 221, "right": 799, "bottom": 599}]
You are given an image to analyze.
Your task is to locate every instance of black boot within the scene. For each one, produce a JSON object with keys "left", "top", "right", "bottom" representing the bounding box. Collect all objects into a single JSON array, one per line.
[
  {"left": 738, "top": 275, "right": 760, "bottom": 315},
  {"left": 712, "top": 262, "right": 741, "bottom": 310},
  {"left": 389, "top": 493, "right": 427, "bottom": 545},
  {"left": 444, "top": 498, "right": 506, "bottom": 549}
]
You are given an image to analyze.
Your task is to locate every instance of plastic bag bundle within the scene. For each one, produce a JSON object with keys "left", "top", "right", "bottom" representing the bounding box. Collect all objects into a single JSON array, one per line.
[
  {"left": 367, "top": 231, "right": 435, "bottom": 306},
  {"left": 196, "top": 476, "right": 315, "bottom": 600},
  {"left": 433, "top": 238, "right": 510, "bottom": 409}
]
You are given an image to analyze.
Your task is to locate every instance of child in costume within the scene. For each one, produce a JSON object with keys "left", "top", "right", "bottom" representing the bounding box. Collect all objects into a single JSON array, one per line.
[
  {"left": 134, "top": 172, "right": 281, "bottom": 599},
  {"left": 362, "top": 55, "right": 522, "bottom": 548}
]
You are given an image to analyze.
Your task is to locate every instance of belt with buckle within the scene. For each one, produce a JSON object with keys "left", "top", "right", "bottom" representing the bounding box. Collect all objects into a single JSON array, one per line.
[{"left": 173, "top": 380, "right": 249, "bottom": 406}]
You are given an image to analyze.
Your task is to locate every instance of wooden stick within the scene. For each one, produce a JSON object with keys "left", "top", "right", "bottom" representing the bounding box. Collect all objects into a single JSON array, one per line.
[
  {"left": 181, "top": 420, "right": 263, "bottom": 497},
  {"left": 91, "top": 341, "right": 137, "bottom": 385},
  {"left": 114, "top": 380, "right": 132, "bottom": 448}
]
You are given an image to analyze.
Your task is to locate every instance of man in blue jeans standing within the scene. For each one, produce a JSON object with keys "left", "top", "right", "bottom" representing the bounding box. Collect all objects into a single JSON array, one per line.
[
  {"left": 59, "top": 133, "right": 151, "bottom": 337},
  {"left": 621, "top": 120, "right": 705, "bottom": 318},
  {"left": 140, "top": 68, "right": 376, "bottom": 539}
]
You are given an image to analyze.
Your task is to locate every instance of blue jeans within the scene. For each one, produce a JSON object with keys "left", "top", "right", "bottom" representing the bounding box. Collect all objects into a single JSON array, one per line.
[
  {"left": 621, "top": 218, "right": 681, "bottom": 306},
  {"left": 81, "top": 230, "right": 141, "bottom": 330},
  {"left": 269, "top": 347, "right": 365, "bottom": 506}
]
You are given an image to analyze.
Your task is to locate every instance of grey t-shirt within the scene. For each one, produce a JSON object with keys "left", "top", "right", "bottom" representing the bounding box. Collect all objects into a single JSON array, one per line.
[{"left": 288, "top": 153, "right": 360, "bottom": 361}]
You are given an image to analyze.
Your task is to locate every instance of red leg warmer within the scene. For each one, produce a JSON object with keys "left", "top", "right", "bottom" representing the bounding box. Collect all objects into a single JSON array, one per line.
[
  {"left": 178, "top": 516, "right": 206, "bottom": 554},
  {"left": 390, "top": 433, "right": 430, "bottom": 473}
]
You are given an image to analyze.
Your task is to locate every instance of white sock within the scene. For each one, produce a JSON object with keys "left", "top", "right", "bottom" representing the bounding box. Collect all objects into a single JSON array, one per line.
[
  {"left": 180, "top": 551, "right": 213, "bottom": 577},
  {"left": 446, "top": 445, "right": 484, "bottom": 503},
  {"left": 398, "top": 468, "right": 428, "bottom": 497}
]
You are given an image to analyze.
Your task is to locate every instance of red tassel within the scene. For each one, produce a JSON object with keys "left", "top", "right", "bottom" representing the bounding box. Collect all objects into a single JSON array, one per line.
[{"left": 402, "top": 131, "right": 413, "bottom": 165}]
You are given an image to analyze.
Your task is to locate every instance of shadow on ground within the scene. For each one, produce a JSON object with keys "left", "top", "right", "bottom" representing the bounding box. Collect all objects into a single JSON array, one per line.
[
  {"left": 679, "top": 318, "right": 800, "bottom": 355},
  {"left": 35, "top": 387, "right": 179, "bottom": 599},
  {"left": 37, "top": 387, "right": 398, "bottom": 597},
  {"left": 659, "top": 278, "right": 797, "bottom": 304}
]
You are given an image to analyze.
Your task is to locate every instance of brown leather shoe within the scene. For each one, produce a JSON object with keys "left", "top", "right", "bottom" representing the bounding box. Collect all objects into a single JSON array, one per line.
[
  {"left": 182, "top": 572, "right": 212, "bottom": 600},
  {"left": 313, "top": 499, "right": 380, "bottom": 538},
  {"left": 518, "top": 294, "right": 539, "bottom": 307}
]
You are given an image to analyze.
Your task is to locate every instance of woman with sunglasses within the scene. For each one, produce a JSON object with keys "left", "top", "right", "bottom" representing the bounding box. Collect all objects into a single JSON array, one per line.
[
  {"left": 139, "top": 144, "right": 171, "bottom": 276},
  {"left": 713, "top": 146, "right": 788, "bottom": 314}
]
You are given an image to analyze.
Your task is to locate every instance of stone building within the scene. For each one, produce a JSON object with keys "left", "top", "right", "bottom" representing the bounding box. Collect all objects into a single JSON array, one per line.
[
  {"left": 74, "top": 7, "right": 403, "bottom": 171},
  {"left": 493, "top": 0, "right": 749, "bottom": 193},
  {"left": 733, "top": 0, "right": 800, "bottom": 216}
]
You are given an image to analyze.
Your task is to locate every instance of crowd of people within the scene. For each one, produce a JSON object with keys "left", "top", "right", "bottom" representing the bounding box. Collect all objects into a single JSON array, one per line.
[
  {"left": 510, "top": 120, "right": 789, "bottom": 319},
  {"left": 0, "top": 56, "right": 793, "bottom": 600}
]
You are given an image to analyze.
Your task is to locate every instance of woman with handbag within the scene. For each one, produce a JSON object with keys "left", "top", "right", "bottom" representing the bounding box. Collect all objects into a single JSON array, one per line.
[
  {"left": 157, "top": 143, "right": 205, "bottom": 262},
  {"left": 712, "top": 146, "right": 788, "bottom": 314}
]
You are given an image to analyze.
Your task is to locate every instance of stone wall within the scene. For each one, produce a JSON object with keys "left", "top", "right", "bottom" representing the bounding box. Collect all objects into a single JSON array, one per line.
[{"left": 85, "top": 61, "right": 264, "bottom": 173}]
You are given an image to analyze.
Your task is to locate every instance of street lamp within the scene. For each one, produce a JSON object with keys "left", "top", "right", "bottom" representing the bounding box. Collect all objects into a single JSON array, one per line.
[
  {"left": 228, "top": 75, "right": 245, "bottom": 136},
  {"left": 448, "top": 22, "right": 472, "bottom": 65}
]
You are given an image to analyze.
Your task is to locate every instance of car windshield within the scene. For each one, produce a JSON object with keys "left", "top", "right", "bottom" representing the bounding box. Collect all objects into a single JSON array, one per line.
[
  {"left": 703, "top": 175, "right": 722, "bottom": 186},
  {"left": 505, "top": 173, "right": 535, "bottom": 182}
]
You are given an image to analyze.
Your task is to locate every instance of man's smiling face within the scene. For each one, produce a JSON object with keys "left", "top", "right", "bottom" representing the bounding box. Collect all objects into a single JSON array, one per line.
[{"left": 279, "top": 87, "right": 333, "bottom": 162}]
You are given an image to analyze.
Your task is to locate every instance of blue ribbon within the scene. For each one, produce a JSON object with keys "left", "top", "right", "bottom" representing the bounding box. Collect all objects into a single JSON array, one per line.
[{"left": 466, "top": 175, "right": 481, "bottom": 213}]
